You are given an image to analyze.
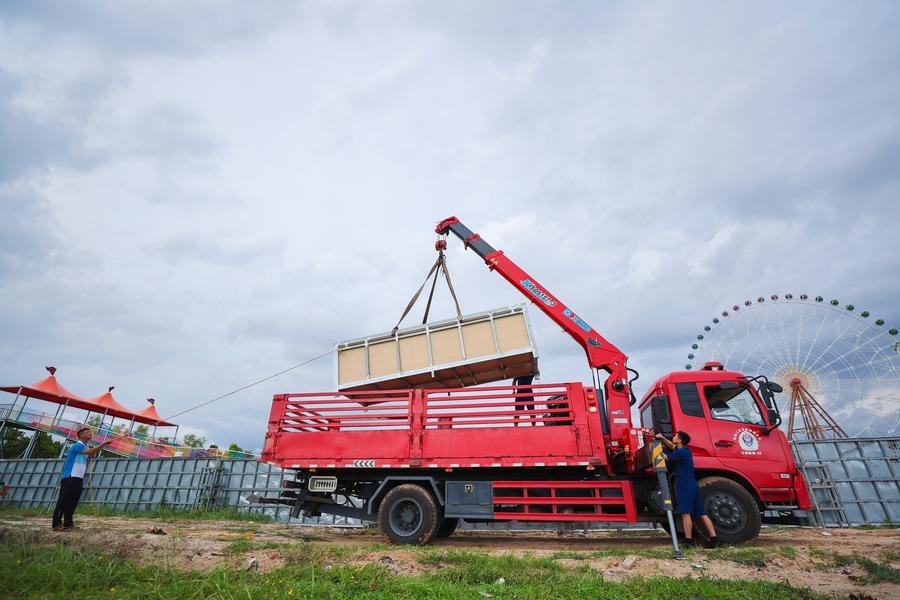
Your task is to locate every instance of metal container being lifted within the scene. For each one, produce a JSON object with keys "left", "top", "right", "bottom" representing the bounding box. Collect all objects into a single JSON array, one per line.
[{"left": 335, "top": 304, "right": 539, "bottom": 391}]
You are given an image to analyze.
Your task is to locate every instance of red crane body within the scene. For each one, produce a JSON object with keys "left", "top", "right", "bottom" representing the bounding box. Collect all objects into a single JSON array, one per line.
[{"left": 434, "top": 216, "right": 634, "bottom": 450}]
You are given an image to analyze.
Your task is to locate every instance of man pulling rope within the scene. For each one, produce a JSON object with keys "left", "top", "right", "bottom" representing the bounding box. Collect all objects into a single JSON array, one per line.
[{"left": 52, "top": 426, "right": 111, "bottom": 531}]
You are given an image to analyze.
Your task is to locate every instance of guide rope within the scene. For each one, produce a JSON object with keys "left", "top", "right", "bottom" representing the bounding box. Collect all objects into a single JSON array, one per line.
[{"left": 163, "top": 348, "right": 335, "bottom": 421}]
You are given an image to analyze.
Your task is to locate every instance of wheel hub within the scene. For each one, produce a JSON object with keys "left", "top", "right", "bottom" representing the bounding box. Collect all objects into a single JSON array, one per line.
[
  {"left": 707, "top": 492, "right": 746, "bottom": 531},
  {"left": 390, "top": 499, "right": 422, "bottom": 534}
]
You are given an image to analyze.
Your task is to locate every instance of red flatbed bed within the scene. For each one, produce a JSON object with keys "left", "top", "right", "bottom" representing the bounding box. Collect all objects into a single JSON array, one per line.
[{"left": 262, "top": 382, "right": 610, "bottom": 470}]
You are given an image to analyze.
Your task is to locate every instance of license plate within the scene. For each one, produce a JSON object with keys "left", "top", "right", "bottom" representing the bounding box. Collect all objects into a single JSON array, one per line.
[{"left": 308, "top": 476, "right": 338, "bottom": 493}]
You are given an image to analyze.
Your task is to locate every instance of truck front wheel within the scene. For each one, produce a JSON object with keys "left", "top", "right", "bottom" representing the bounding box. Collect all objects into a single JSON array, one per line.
[
  {"left": 377, "top": 484, "right": 440, "bottom": 545},
  {"left": 699, "top": 476, "right": 761, "bottom": 544}
]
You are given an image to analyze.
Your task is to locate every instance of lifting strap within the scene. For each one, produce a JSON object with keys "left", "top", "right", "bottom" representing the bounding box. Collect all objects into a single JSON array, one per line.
[{"left": 392, "top": 250, "right": 462, "bottom": 336}]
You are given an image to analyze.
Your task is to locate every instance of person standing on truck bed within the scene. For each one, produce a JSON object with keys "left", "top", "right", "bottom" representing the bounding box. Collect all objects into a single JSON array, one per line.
[{"left": 655, "top": 431, "right": 720, "bottom": 548}]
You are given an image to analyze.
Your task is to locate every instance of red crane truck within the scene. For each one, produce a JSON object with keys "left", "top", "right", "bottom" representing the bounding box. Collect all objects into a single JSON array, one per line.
[{"left": 259, "top": 216, "right": 812, "bottom": 545}]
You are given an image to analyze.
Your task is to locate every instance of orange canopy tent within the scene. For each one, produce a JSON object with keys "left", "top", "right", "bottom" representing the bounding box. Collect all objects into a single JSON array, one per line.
[
  {"left": 84, "top": 388, "right": 137, "bottom": 421},
  {"left": 0, "top": 370, "right": 98, "bottom": 411},
  {"left": 1, "top": 368, "right": 175, "bottom": 426},
  {"left": 133, "top": 402, "right": 175, "bottom": 427}
]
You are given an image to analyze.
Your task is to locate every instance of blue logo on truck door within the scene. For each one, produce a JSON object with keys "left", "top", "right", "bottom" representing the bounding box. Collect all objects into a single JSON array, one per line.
[{"left": 520, "top": 279, "right": 557, "bottom": 307}]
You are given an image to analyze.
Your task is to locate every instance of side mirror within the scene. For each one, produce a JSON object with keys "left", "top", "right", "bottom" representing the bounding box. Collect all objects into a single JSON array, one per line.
[
  {"left": 650, "top": 395, "right": 674, "bottom": 437},
  {"left": 767, "top": 409, "right": 779, "bottom": 425},
  {"left": 767, "top": 382, "right": 783, "bottom": 393}
]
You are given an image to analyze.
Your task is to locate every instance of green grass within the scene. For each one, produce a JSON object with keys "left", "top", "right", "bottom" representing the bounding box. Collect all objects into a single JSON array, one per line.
[
  {"left": 881, "top": 549, "right": 900, "bottom": 562},
  {"left": 807, "top": 547, "right": 900, "bottom": 584},
  {"left": 853, "top": 556, "right": 900, "bottom": 584},
  {"left": 0, "top": 503, "right": 273, "bottom": 523},
  {"left": 224, "top": 539, "right": 292, "bottom": 556},
  {"left": 546, "top": 548, "right": 674, "bottom": 560},
  {"left": 0, "top": 534, "right": 828, "bottom": 600}
]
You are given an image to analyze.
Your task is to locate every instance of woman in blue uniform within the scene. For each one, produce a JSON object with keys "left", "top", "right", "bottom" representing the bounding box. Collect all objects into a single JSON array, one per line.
[{"left": 655, "top": 431, "right": 721, "bottom": 548}]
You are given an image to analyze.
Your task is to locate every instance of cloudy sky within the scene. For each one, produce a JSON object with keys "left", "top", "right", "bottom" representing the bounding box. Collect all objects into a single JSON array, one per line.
[{"left": 2, "top": 2, "right": 898, "bottom": 451}]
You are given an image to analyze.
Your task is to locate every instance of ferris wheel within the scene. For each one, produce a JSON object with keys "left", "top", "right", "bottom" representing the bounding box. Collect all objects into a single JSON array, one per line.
[{"left": 685, "top": 294, "right": 900, "bottom": 440}]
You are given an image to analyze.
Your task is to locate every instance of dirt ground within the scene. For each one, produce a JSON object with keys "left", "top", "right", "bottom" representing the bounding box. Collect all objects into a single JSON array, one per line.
[{"left": 3, "top": 515, "right": 898, "bottom": 599}]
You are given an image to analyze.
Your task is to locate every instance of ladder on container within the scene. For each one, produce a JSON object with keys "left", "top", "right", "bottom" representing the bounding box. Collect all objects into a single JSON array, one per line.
[
  {"left": 195, "top": 463, "right": 224, "bottom": 509},
  {"left": 790, "top": 440, "right": 850, "bottom": 528},
  {"left": 801, "top": 462, "right": 850, "bottom": 528}
]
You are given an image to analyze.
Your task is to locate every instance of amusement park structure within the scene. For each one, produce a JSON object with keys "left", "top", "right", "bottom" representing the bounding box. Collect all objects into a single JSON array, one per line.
[
  {"left": 786, "top": 377, "right": 847, "bottom": 441},
  {"left": 0, "top": 367, "right": 252, "bottom": 459},
  {"left": 687, "top": 294, "right": 899, "bottom": 441}
]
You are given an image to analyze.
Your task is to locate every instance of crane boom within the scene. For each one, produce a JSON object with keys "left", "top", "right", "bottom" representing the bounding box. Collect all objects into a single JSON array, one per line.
[{"left": 436, "top": 216, "right": 635, "bottom": 446}]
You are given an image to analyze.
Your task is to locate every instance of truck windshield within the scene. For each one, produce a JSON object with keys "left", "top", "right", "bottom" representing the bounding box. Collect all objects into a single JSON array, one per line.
[{"left": 703, "top": 385, "right": 765, "bottom": 426}]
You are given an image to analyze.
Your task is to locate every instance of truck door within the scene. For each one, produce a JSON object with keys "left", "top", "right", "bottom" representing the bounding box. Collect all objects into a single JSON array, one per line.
[
  {"left": 699, "top": 383, "right": 795, "bottom": 502},
  {"left": 666, "top": 382, "right": 715, "bottom": 463}
]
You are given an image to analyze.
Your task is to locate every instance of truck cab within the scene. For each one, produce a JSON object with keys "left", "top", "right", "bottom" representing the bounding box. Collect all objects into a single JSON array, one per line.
[{"left": 638, "top": 361, "right": 811, "bottom": 541}]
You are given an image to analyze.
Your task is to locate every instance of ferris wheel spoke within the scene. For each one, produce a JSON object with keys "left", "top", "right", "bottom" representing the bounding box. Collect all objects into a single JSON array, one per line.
[
  {"left": 809, "top": 326, "right": 894, "bottom": 374},
  {"left": 826, "top": 352, "right": 900, "bottom": 377},
  {"left": 778, "top": 307, "right": 796, "bottom": 370},
  {"left": 753, "top": 351, "right": 785, "bottom": 378},
  {"left": 795, "top": 304, "right": 806, "bottom": 367},
  {"left": 802, "top": 309, "right": 862, "bottom": 374},
  {"left": 757, "top": 306, "right": 790, "bottom": 373},
  {"left": 800, "top": 303, "right": 831, "bottom": 368}
]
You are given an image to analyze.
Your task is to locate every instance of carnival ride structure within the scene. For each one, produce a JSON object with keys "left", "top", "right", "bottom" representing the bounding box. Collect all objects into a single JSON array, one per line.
[
  {"left": 0, "top": 368, "right": 253, "bottom": 459},
  {"left": 686, "top": 295, "right": 900, "bottom": 440}
]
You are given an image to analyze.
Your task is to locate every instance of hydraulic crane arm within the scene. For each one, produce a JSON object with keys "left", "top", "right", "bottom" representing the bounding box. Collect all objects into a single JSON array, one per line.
[
  {"left": 435, "top": 216, "right": 628, "bottom": 375},
  {"left": 436, "top": 216, "right": 635, "bottom": 448}
]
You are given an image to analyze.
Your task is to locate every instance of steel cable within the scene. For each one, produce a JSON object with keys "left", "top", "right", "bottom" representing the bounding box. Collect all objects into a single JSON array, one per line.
[{"left": 163, "top": 348, "right": 335, "bottom": 421}]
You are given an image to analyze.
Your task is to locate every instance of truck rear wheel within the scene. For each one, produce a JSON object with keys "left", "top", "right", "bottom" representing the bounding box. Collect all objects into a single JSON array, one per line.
[
  {"left": 699, "top": 476, "right": 761, "bottom": 544},
  {"left": 435, "top": 517, "right": 459, "bottom": 539},
  {"left": 378, "top": 484, "right": 440, "bottom": 545}
]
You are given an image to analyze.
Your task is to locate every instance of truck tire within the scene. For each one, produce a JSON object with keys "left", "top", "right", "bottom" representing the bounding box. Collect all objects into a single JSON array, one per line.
[
  {"left": 378, "top": 484, "right": 441, "bottom": 545},
  {"left": 699, "top": 476, "right": 761, "bottom": 544},
  {"left": 435, "top": 517, "right": 459, "bottom": 539}
]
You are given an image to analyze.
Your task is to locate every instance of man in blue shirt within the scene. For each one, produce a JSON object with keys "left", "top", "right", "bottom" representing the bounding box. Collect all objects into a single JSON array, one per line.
[
  {"left": 52, "top": 427, "right": 112, "bottom": 531},
  {"left": 655, "top": 430, "right": 720, "bottom": 548}
]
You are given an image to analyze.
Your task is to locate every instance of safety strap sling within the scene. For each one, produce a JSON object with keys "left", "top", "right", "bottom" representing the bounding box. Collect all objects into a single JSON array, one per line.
[{"left": 392, "top": 250, "right": 462, "bottom": 336}]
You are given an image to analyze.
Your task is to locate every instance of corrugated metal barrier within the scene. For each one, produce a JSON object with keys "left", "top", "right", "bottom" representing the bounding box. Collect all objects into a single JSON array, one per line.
[
  {"left": 0, "top": 457, "right": 359, "bottom": 526},
  {"left": 2, "top": 436, "right": 897, "bottom": 528},
  {"left": 791, "top": 437, "right": 899, "bottom": 526}
]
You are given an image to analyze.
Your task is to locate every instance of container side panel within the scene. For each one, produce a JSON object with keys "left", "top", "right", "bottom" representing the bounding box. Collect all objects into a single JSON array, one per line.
[
  {"left": 462, "top": 321, "right": 496, "bottom": 359},
  {"left": 368, "top": 341, "right": 398, "bottom": 378},
  {"left": 494, "top": 314, "right": 531, "bottom": 353},
  {"left": 338, "top": 348, "right": 367, "bottom": 385},
  {"left": 336, "top": 305, "right": 538, "bottom": 392},
  {"left": 399, "top": 335, "right": 430, "bottom": 372},
  {"left": 431, "top": 328, "right": 464, "bottom": 364}
]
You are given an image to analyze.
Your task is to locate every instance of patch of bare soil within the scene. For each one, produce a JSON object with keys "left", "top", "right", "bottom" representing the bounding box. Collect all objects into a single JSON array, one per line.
[{"left": 2, "top": 515, "right": 898, "bottom": 599}]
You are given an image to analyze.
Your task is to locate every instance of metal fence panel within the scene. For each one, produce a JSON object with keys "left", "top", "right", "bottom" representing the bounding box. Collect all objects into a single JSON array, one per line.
[
  {"left": 792, "top": 437, "right": 900, "bottom": 526},
  {"left": 0, "top": 457, "right": 360, "bottom": 526},
  {"left": 3, "top": 436, "right": 897, "bottom": 529}
]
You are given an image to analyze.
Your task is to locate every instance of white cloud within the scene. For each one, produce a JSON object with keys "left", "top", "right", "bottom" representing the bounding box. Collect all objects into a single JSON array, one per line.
[{"left": 1, "top": 2, "right": 899, "bottom": 448}]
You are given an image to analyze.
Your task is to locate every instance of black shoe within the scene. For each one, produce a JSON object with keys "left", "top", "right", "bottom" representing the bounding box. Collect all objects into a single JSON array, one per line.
[
  {"left": 704, "top": 537, "right": 721, "bottom": 549},
  {"left": 682, "top": 538, "right": 697, "bottom": 548}
]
